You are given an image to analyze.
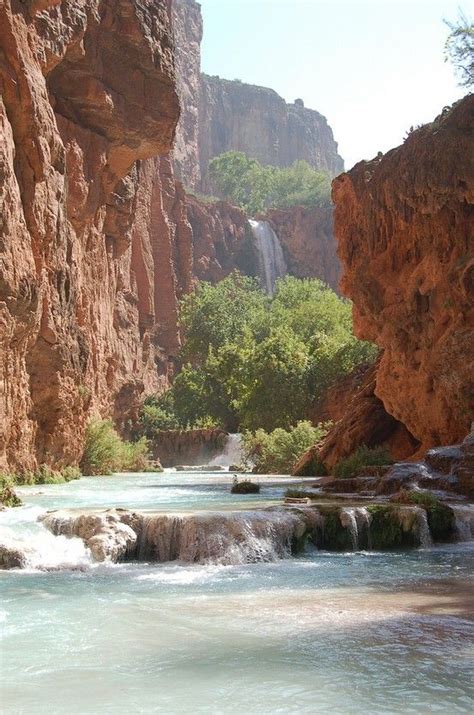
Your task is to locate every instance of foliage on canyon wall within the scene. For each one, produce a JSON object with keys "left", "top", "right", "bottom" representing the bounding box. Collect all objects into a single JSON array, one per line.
[
  {"left": 242, "top": 421, "right": 330, "bottom": 475},
  {"left": 140, "top": 273, "right": 376, "bottom": 433},
  {"left": 208, "top": 152, "right": 331, "bottom": 214}
]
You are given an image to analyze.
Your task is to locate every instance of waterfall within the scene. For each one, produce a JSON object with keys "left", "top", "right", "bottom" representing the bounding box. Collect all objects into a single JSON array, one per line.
[
  {"left": 413, "top": 507, "right": 433, "bottom": 548},
  {"left": 450, "top": 505, "right": 474, "bottom": 541},
  {"left": 339, "top": 507, "right": 372, "bottom": 550},
  {"left": 40, "top": 508, "right": 316, "bottom": 566},
  {"left": 0, "top": 506, "right": 92, "bottom": 570},
  {"left": 133, "top": 510, "right": 311, "bottom": 565},
  {"left": 208, "top": 434, "right": 243, "bottom": 469},
  {"left": 339, "top": 508, "right": 359, "bottom": 550},
  {"left": 248, "top": 220, "right": 287, "bottom": 294}
]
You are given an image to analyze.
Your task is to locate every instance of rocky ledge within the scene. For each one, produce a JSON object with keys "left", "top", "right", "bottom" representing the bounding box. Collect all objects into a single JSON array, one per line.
[{"left": 1, "top": 496, "right": 472, "bottom": 571}]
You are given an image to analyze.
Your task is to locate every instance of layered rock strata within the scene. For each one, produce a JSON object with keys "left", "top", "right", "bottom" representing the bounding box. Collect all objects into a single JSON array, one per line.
[
  {"left": 198, "top": 76, "right": 344, "bottom": 192},
  {"left": 0, "top": 0, "right": 188, "bottom": 472}
]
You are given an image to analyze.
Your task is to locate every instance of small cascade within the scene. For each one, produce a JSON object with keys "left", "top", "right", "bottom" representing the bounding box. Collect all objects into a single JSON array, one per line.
[
  {"left": 248, "top": 219, "right": 287, "bottom": 294},
  {"left": 339, "top": 508, "right": 359, "bottom": 550},
  {"left": 412, "top": 507, "right": 433, "bottom": 548},
  {"left": 40, "top": 508, "right": 315, "bottom": 566},
  {"left": 0, "top": 506, "right": 92, "bottom": 570},
  {"left": 208, "top": 433, "right": 243, "bottom": 469},
  {"left": 135, "top": 510, "right": 308, "bottom": 565},
  {"left": 338, "top": 507, "right": 372, "bottom": 550},
  {"left": 450, "top": 505, "right": 474, "bottom": 541}
]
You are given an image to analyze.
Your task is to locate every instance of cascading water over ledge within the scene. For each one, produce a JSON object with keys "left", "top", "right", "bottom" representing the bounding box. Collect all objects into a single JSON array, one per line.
[
  {"left": 2, "top": 498, "right": 472, "bottom": 571},
  {"left": 8, "top": 502, "right": 464, "bottom": 570},
  {"left": 248, "top": 220, "right": 287, "bottom": 294}
]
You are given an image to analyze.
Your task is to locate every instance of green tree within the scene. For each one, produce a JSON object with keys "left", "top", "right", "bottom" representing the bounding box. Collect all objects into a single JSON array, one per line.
[
  {"left": 272, "top": 160, "right": 332, "bottom": 209},
  {"left": 208, "top": 151, "right": 331, "bottom": 213},
  {"left": 179, "top": 272, "right": 267, "bottom": 362},
  {"left": 135, "top": 276, "right": 377, "bottom": 435},
  {"left": 444, "top": 11, "right": 474, "bottom": 88},
  {"left": 209, "top": 151, "right": 274, "bottom": 213},
  {"left": 242, "top": 421, "right": 330, "bottom": 474},
  {"left": 236, "top": 329, "right": 311, "bottom": 431}
]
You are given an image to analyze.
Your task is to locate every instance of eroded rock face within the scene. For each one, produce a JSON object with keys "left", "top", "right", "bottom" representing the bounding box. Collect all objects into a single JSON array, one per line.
[
  {"left": 170, "top": 1, "right": 344, "bottom": 191},
  {"left": 294, "top": 362, "right": 420, "bottom": 475},
  {"left": 264, "top": 206, "right": 340, "bottom": 291},
  {"left": 198, "top": 75, "right": 344, "bottom": 192},
  {"left": 333, "top": 96, "right": 474, "bottom": 454},
  {"left": 171, "top": 0, "right": 203, "bottom": 188},
  {"left": 186, "top": 197, "right": 254, "bottom": 282},
  {"left": 0, "top": 0, "right": 184, "bottom": 472}
]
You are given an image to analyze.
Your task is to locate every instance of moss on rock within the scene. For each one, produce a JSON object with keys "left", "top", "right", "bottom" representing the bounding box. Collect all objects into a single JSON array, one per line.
[{"left": 427, "top": 503, "right": 456, "bottom": 542}]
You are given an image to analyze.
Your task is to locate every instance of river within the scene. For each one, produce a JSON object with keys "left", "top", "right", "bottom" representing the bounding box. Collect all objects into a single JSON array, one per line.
[{"left": 1, "top": 470, "right": 473, "bottom": 713}]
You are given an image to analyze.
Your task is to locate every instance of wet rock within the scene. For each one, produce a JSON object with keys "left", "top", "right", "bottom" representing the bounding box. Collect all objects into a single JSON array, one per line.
[
  {"left": 42, "top": 510, "right": 137, "bottom": 563},
  {"left": 322, "top": 477, "right": 378, "bottom": 494},
  {"left": 375, "top": 463, "right": 433, "bottom": 495},
  {"left": 425, "top": 446, "right": 463, "bottom": 474},
  {"left": 0, "top": 539, "right": 31, "bottom": 569},
  {"left": 453, "top": 437, "right": 474, "bottom": 498}
]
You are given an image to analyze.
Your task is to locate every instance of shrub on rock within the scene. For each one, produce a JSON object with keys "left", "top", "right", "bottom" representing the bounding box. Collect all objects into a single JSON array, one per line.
[{"left": 231, "top": 479, "right": 260, "bottom": 494}]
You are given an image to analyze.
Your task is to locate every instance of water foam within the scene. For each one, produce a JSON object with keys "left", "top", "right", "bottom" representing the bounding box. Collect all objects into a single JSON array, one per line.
[{"left": 0, "top": 506, "right": 92, "bottom": 571}]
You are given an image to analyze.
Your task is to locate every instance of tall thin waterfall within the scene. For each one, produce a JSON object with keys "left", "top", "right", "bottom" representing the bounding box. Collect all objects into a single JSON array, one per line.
[{"left": 248, "top": 220, "right": 287, "bottom": 294}]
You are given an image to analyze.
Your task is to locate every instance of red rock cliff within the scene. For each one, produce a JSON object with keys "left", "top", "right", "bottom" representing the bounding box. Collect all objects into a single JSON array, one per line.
[
  {"left": 265, "top": 206, "right": 340, "bottom": 291},
  {"left": 198, "top": 76, "right": 344, "bottom": 193},
  {"left": 0, "top": 0, "right": 190, "bottom": 473},
  {"left": 169, "top": 0, "right": 344, "bottom": 192},
  {"left": 185, "top": 196, "right": 341, "bottom": 290},
  {"left": 333, "top": 96, "right": 474, "bottom": 456}
]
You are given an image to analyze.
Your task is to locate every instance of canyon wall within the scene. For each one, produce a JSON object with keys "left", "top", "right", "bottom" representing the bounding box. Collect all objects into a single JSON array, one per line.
[
  {"left": 170, "top": 0, "right": 202, "bottom": 188},
  {"left": 170, "top": 0, "right": 342, "bottom": 291},
  {"left": 186, "top": 198, "right": 341, "bottom": 291},
  {"left": 335, "top": 96, "right": 473, "bottom": 454},
  {"left": 297, "top": 96, "right": 474, "bottom": 473},
  {"left": 0, "top": 0, "right": 189, "bottom": 473},
  {"left": 170, "top": 0, "right": 343, "bottom": 192},
  {"left": 265, "top": 206, "right": 340, "bottom": 290},
  {"left": 197, "top": 76, "right": 344, "bottom": 192}
]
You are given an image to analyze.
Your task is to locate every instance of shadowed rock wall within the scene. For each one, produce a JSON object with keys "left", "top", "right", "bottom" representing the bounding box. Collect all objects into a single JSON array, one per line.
[{"left": 0, "top": 0, "right": 189, "bottom": 472}]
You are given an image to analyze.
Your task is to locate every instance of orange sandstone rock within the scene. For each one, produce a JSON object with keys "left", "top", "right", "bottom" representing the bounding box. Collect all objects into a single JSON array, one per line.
[
  {"left": 333, "top": 97, "right": 473, "bottom": 455},
  {"left": 0, "top": 0, "right": 185, "bottom": 472}
]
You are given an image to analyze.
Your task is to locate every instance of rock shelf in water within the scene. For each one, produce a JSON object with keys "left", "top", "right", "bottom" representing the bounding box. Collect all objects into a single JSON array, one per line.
[{"left": 0, "top": 501, "right": 460, "bottom": 570}]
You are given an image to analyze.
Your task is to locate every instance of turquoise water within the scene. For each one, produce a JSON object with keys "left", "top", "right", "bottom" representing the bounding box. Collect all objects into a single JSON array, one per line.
[
  {"left": 14, "top": 470, "right": 300, "bottom": 512},
  {"left": 1, "top": 471, "right": 473, "bottom": 714}
]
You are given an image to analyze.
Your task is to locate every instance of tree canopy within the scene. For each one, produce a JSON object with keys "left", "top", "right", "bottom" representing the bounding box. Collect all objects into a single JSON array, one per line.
[
  {"left": 139, "top": 273, "right": 377, "bottom": 434},
  {"left": 208, "top": 152, "right": 332, "bottom": 214}
]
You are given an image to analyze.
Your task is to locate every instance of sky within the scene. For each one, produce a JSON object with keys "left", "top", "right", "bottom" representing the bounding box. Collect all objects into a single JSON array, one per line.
[{"left": 198, "top": 0, "right": 470, "bottom": 169}]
